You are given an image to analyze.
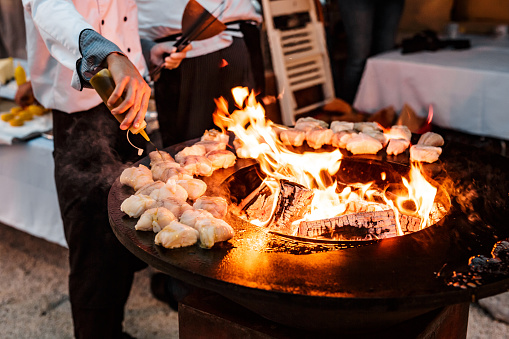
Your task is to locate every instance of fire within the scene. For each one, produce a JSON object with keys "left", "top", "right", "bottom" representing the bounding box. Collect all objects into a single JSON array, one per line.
[{"left": 214, "top": 87, "right": 440, "bottom": 237}]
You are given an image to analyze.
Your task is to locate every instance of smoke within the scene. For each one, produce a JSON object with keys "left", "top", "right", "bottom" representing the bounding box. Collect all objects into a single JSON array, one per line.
[{"left": 54, "top": 108, "right": 144, "bottom": 199}]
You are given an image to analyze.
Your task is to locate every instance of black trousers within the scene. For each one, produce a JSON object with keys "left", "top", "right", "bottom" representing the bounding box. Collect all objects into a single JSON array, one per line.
[
  {"left": 52, "top": 105, "right": 147, "bottom": 339},
  {"left": 154, "top": 37, "right": 257, "bottom": 148}
]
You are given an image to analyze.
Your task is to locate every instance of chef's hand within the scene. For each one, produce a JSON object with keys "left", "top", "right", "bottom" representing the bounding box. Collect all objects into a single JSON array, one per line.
[
  {"left": 150, "top": 43, "right": 191, "bottom": 70},
  {"left": 105, "top": 52, "right": 151, "bottom": 130},
  {"left": 14, "top": 81, "right": 36, "bottom": 107}
]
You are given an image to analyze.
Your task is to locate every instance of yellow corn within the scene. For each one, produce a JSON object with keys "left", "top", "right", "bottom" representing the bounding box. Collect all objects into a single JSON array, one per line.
[{"left": 14, "top": 63, "right": 26, "bottom": 86}]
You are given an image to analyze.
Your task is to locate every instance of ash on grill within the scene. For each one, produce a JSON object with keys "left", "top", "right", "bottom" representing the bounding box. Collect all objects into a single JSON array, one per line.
[{"left": 444, "top": 240, "right": 509, "bottom": 290}]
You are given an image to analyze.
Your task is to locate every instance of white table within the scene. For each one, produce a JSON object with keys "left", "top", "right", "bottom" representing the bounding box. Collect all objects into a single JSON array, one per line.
[
  {"left": 0, "top": 137, "right": 66, "bottom": 247},
  {"left": 354, "top": 35, "right": 509, "bottom": 140}
]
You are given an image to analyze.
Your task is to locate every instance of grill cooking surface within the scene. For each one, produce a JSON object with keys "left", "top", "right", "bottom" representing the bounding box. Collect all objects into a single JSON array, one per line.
[{"left": 108, "top": 139, "right": 509, "bottom": 331}]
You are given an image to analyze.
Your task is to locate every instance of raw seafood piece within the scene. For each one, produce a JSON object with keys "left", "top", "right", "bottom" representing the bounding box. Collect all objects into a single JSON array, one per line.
[
  {"left": 233, "top": 137, "right": 249, "bottom": 158},
  {"left": 279, "top": 128, "right": 306, "bottom": 147},
  {"left": 294, "top": 117, "right": 328, "bottom": 131},
  {"left": 151, "top": 160, "right": 180, "bottom": 181},
  {"left": 386, "top": 138, "right": 410, "bottom": 156},
  {"left": 154, "top": 221, "right": 199, "bottom": 249},
  {"left": 149, "top": 179, "right": 188, "bottom": 201},
  {"left": 194, "top": 218, "right": 235, "bottom": 249},
  {"left": 121, "top": 194, "right": 159, "bottom": 218},
  {"left": 177, "top": 178, "right": 208, "bottom": 200},
  {"left": 193, "top": 196, "right": 228, "bottom": 219},
  {"left": 149, "top": 150, "right": 174, "bottom": 166},
  {"left": 160, "top": 167, "right": 193, "bottom": 182},
  {"left": 363, "top": 130, "right": 387, "bottom": 147},
  {"left": 331, "top": 130, "right": 357, "bottom": 148},
  {"left": 305, "top": 129, "right": 334, "bottom": 149},
  {"left": 387, "top": 125, "right": 412, "bottom": 141},
  {"left": 160, "top": 197, "right": 193, "bottom": 218},
  {"left": 120, "top": 164, "right": 153, "bottom": 191},
  {"left": 135, "top": 207, "right": 176, "bottom": 233},
  {"left": 417, "top": 132, "right": 444, "bottom": 147},
  {"left": 330, "top": 121, "right": 354, "bottom": 133},
  {"left": 354, "top": 122, "right": 382, "bottom": 133},
  {"left": 410, "top": 145, "right": 442, "bottom": 163},
  {"left": 201, "top": 129, "right": 230, "bottom": 144},
  {"left": 179, "top": 209, "right": 216, "bottom": 228},
  {"left": 195, "top": 140, "right": 227, "bottom": 153},
  {"left": 346, "top": 133, "right": 383, "bottom": 155},
  {"left": 182, "top": 155, "right": 214, "bottom": 177},
  {"left": 175, "top": 144, "right": 207, "bottom": 164},
  {"left": 206, "top": 150, "right": 236, "bottom": 170},
  {"left": 135, "top": 181, "right": 165, "bottom": 196}
]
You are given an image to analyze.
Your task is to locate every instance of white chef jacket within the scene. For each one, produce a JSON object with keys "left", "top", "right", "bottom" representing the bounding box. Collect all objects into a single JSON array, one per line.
[
  {"left": 22, "top": 0, "right": 147, "bottom": 113},
  {"left": 136, "top": 0, "right": 262, "bottom": 59}
]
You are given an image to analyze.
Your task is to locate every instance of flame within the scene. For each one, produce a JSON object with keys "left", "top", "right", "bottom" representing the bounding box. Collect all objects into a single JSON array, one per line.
[
  {"left": 398, "top": 162, "right": 437, "bottom": 228},
  {"left": 214, "top": 87, "right": 439, "bottom": 236},
  {"left": 219, "top": 58, "right": 229, "bottom": 68}
]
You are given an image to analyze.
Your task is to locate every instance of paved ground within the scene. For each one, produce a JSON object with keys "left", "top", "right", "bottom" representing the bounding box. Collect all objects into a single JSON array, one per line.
[{"left": 1, "top": 222, "right": 508, "bottom": 338}]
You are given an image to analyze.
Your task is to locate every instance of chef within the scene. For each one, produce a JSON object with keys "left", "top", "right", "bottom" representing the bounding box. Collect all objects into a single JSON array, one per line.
[
  {"left": 136, "top": 0, "right": 264, "bottom": 148},
  {"left": 21, "top": 0, "right": 189, "bottom": 338}
]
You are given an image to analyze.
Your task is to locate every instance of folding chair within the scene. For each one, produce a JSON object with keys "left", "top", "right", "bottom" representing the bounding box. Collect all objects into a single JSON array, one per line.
[{"left": 261, "top": 0, "right": 335, "bottom": 126}]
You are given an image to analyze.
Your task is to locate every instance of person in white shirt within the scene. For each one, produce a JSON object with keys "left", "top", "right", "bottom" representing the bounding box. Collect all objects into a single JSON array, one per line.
[
  {"left": 21, "top": 1, "right": 188, "bottom": 337},
  {"left": 136, "top": 0, "right": 264, "bottom": 147}
]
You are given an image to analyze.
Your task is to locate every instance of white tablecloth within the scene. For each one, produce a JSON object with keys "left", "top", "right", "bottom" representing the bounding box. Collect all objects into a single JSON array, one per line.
[
  {"left": 0, "top": 137, "right": 66, "bottom": 247},
  {"left": 354, "top": 35, "right": 509, "bottom": 140}
]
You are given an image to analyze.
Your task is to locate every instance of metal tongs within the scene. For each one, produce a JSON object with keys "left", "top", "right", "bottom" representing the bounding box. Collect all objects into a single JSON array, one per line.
[{"left": 150, "top": 0, "right": 227, "bottom": 80}]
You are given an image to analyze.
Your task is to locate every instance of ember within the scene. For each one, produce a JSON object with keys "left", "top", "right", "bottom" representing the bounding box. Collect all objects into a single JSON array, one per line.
[{"left": 214, "top": 87, "right": 449, "bottom": 241}]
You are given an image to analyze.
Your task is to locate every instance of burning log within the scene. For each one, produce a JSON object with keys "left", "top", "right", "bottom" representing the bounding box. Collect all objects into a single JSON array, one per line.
[
  {"left": 298, "top": 210, "right": 421, "bottom": 240},
  {"left": 245, "top": 189, "right": 274, "bottom": 223},
  {"left": 270, "top": 180, "right": 314, "bottom": 234}
]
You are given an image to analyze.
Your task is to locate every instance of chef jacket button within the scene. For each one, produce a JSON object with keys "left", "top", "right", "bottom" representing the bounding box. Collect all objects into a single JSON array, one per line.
[
  {"left": 127, "top": 48, "right": 131, "bottom": 53},
  {"left": 101, "top": 20, "right": 104, "bottom": 25},
  {"left": 124, "top": 16, "right": 127, "bottom": 22}
]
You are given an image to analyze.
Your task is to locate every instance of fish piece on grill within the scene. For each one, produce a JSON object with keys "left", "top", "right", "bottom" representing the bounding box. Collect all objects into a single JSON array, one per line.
[
  {"left": 279, "top": 128, "right": 306, "bottom": 147},
  {"left": 179, "top": 209, "right": 216, "bottom": 228},
  {"left": 330, "top": 121, "right": 354, "bottom": 133},
  {"left": 160, "top": 197, "right": 193, "bottom": 218},
  {"left": 160, "top": 166, "right": 193, "bottom": 182},
  {"left": 151, "top": 160, "right": 180, "bottom": 181},
  {"left": 120, "top": 164, "right": 153, "bottom": 191},
  {"left": 149, "top": 150, "right": 174, "bottom": 166},
  {"left": 175, "top": 144, "right": 207, "bottom": 164},
  {"left": 201, "top": 129, "right": 230, "bottom": 144},
  {"left": 346, "top": 133, "right": 383, "bottom": 155},
  {"left": 135, "top": 181, "right": 165, "bottom": 196},
  {"left": 410, "top": 145, "right": 442, "bottom": 163},
  {"left": 149, "top": 179, "right": 188, "bottom": 201},
  {"left": 386, "top": 138, "right": 410, "bottom": 156},
  {"left": 120, "top": 194, "right": 159, "bottom": 218},
  {"left": 195, "top": 140, "right": 227, "bottom": 153},
  {"left": 363, "top": 130, "right": 388, "bottom": 147},
  {"left": 417, "top": 132, "right": 444, "bottom": 147},
  {"left": 135, "top": 207, "right": 177, "bottom": 233},
  {"left": 193, "top": 196, "right": 228, "bottom": 219},
  {"left": 177, "top": 178, "right": 208, "bottom": 201},
  {"left": 387, "top": 125, "right": 412, "bottom": 141},
  {"left": 306, "top": 128, "right": 334, "bottom": 149},
  {"left": 181, "top": 155, "right": 214, "bottom": 177},
  {"left": 154, "top": 221, "right": 199, "bottom": 249},
  {"left": 206, "top": 149, "right": 236, "bottom": 170},
  {"left": 294, "top": 117, "right": 328, "bottom": 131},
  {"left": 331, "top": 130, "right": 357, "bottom": 148},
  {"left": 354, "top": 121, "right": 382, "bottom": 133},
  {"left": 194, "top": 217, "right": 235, "bottom": 249}
]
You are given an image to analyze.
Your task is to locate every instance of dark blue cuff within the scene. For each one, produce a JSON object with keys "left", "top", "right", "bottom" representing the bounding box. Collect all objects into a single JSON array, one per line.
[{"left": 76, "top": 29, "right": 124, "bottom": 89}]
